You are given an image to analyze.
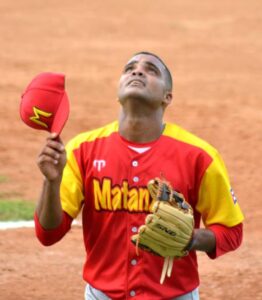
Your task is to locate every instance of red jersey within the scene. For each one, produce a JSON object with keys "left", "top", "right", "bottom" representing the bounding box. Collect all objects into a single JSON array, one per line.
[{"left": 55, "top": 121, "right": 244, "bottom": 299}]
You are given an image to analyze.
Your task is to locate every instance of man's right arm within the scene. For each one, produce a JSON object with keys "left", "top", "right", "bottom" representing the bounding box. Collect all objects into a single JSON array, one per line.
[
  {"left": 36, "top": 178, "right": 63, "bottom": 229},
  {"left": 36, "top": 133, "right": 67, "bottom": 230}
]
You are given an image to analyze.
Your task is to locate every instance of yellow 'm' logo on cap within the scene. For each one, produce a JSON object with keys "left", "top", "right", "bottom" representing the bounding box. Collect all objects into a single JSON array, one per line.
[{"left": 30, "top": 107, "right": 52, "bottom": 128}]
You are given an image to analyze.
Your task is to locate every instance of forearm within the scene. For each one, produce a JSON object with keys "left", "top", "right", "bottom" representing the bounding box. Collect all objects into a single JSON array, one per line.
[
  {"left": 189, "top": 223, "right": 243, "bottom": 258},
  {"left": 36, "top": 177, "right": 63, "bottom": 229},
  {"left": 35, "top": 133, "right": 67, "bottom": 230},
  {"left": 190, "top": 228, "right": 216, "bottom": 253},
  {"left": 34, "top": 210, "right": 72, "bottom": 246}
]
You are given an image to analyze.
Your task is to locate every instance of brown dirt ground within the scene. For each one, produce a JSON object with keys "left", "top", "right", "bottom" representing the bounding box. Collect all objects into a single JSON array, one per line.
[{"left": 0, "top": 0, "right": 262, "bottom": 299}]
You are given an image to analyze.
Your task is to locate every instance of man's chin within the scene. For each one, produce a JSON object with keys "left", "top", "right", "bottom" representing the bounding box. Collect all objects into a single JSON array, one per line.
[{"left": 119, "top": 91, "right": 150, "bottom": 104}]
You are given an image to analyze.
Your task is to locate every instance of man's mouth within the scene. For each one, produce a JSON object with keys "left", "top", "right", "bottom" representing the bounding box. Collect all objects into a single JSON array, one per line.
[{"left": 128, "top": 79, "right": 145, "bottom": 86}]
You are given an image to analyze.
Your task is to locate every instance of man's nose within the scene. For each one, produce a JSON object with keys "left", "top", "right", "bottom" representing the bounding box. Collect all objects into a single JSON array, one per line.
[{"left": 132, "top": 67, "right": 144, "bottom": 77}]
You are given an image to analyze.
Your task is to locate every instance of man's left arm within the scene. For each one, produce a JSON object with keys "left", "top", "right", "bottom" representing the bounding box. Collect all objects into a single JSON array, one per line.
[
  {"left": 194, "top": 151, "right": 244, "bottom": 257},
  {"left": 189, "top": 223, "right": 243, "bottom": 257}
]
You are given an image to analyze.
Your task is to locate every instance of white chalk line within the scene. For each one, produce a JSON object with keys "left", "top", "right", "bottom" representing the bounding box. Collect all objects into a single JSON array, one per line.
[{"left": 0, "top": 220, "right": 81, "bottom": 230}]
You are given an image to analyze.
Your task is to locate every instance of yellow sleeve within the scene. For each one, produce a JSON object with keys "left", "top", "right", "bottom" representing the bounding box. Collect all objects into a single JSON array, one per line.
[
  {"left": 196, "top": 152, "right": 244, "bottom": 227},
  {"left": 60, "top": 140, "right": 84, "bottom": 219}
]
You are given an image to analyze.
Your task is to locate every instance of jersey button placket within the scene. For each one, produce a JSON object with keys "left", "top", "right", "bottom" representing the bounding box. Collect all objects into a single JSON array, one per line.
[
  {"left": 131, "top": 226, "right": 138, "bottom": 233},
  {"left": 131, "top": 259, "right": 137, "bottom": 266},
  {"left": 132, "top": 160, "right": 138, "bottom": 167},
  {"left": 128, "top": 158, "right": 142, "bottom": 297},
  {"left": 133, "top": 176, "right": 139, "bottom": 183},
  {"left": 132, "top": 160, "right": 139, "bottom": 183}
]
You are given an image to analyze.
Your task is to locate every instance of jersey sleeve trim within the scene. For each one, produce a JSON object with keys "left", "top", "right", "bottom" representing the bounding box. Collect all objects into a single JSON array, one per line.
[
  {"left": 207, "top": 223, "right": 243, "bottom": 259},
  {"left": 34, "top": 211, "right": 73, "bottom": 246},
  {"left": 60, "top": 143, "right": 85, "bottom": 219}
]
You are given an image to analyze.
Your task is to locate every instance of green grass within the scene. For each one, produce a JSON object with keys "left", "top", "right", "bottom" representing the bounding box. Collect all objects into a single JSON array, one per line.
[
  {"left": 0, "top": 199, "right": 35, "bottom": 221},
  {"left": 0, "top": 175, "right": 8, "bottom": 183}
]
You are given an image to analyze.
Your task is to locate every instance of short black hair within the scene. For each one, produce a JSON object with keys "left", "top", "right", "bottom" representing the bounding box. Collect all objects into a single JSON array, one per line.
[{"left": 132, "top": 51, "right": 173, "bottom": 91}]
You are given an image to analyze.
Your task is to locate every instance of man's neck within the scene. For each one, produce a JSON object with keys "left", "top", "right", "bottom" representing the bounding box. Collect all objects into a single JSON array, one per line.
[{"left": 118, "top": 110, "right": 164, "bottom": 143}]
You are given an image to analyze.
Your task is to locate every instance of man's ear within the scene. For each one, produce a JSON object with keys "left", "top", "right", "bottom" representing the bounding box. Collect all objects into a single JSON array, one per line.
[{"left": 163, "top": 91, "right": 173, "bottom": 107}]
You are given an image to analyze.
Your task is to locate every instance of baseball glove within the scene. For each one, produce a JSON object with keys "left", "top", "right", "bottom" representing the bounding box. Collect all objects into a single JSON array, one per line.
[{"left": 131, "top": 177, "right": 194, "bottom": 284}]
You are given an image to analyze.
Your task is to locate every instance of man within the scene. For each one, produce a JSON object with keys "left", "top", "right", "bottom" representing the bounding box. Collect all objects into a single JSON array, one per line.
[{"left": 35, "top": 52, "right": 244, "bottom": 299}]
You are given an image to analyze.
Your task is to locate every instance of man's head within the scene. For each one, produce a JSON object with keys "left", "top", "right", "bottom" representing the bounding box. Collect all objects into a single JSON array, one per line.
[
  {"left": 134, "top": 51, "right": 173, "bottom": 91},
  {"left": 118, "top": 52, "right": 173, "bottom": 110}
]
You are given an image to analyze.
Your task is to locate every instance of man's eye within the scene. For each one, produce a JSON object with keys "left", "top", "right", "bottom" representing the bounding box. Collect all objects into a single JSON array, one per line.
[
  {"left": 124, "top": 66, "right": 133, "bottom": 73},
  {"left": 148, "top": 67, "right": 158, "bottom": 75}
]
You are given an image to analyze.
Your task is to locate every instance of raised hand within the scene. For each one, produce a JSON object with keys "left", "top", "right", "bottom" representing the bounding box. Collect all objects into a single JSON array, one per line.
[{"left": 37, "top": 133, "right": 67, "bottom": 182}]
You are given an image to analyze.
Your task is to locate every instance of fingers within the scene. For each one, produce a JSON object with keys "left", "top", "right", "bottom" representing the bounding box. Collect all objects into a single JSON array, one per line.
[
  {"left": 38, "top": 133, "right": 65, "bottom": 165},
  {"left": 47, "top": 133, "right": 65, "bottom": 152},
  {"left": 39, "top": 145, "right": 61, "bottom": 164},
  {"left": 38, "top": 154, "right": 59, "bottom": 165}
]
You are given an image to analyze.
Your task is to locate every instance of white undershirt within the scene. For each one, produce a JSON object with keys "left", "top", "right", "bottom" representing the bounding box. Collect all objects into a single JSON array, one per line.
[{"left": 128, "top": 145, "right": 151, "bottom": 154}]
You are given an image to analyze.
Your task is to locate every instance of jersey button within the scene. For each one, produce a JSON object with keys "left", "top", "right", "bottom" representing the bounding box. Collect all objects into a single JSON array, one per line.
[
  {"left": 131, "top": 259, "right": 137, "bottom": 266},
  {"left": 132, "top": 160, "right": 138, "bottom": 167},
  {"left": 130, "top": 290, "right": 136, "bottom": 297},
  {"left": 131, "top": 226, "right": 138, "bottom": 233},
  {"left": 133, "top": 176, "right": 139, "bottom": 183}
]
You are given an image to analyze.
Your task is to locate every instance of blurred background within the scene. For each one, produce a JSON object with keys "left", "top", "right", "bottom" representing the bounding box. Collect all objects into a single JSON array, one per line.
[{"left": 0, "top": 0, "right": 261, "bottom": 299}]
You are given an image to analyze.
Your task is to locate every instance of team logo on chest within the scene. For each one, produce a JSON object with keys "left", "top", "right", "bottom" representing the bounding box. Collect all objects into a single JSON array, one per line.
[
  {"left": 93, "top": 159, "right": 106, "bottom": 172},
  {"left": 93, "top": 178, "right": 155, "bottom": 213}
]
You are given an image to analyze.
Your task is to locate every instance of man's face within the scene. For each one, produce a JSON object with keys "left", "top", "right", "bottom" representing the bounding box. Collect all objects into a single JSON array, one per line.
[{"left": 118, "top": 54, "right": 172, "bottom": 108}]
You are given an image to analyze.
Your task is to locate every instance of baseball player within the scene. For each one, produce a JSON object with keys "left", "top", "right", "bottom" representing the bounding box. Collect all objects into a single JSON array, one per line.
[{"left": 34, "top": 52, "right": 244, "bottom": 299}]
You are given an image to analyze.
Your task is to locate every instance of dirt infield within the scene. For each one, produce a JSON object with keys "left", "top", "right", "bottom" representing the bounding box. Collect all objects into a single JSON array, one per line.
[{"left": 0, "top": 0, "right": 261, "bottom": 299}]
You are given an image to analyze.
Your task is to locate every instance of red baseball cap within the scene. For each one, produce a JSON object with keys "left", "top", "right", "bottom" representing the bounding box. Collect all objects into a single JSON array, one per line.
[{"left": 20, "top": 72, "right": 70, "bottom": 135}]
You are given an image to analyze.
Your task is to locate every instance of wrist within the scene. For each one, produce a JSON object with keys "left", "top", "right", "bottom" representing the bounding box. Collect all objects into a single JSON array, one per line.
[
  {"left": 185, "top": 231, "right": 197, "bottom": 252},
  {"left": 43, "top": 175, "right": 62, "bottom": 185},
  {"left": 188, "top": 228, "right": 216, "bottom": 253}
]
